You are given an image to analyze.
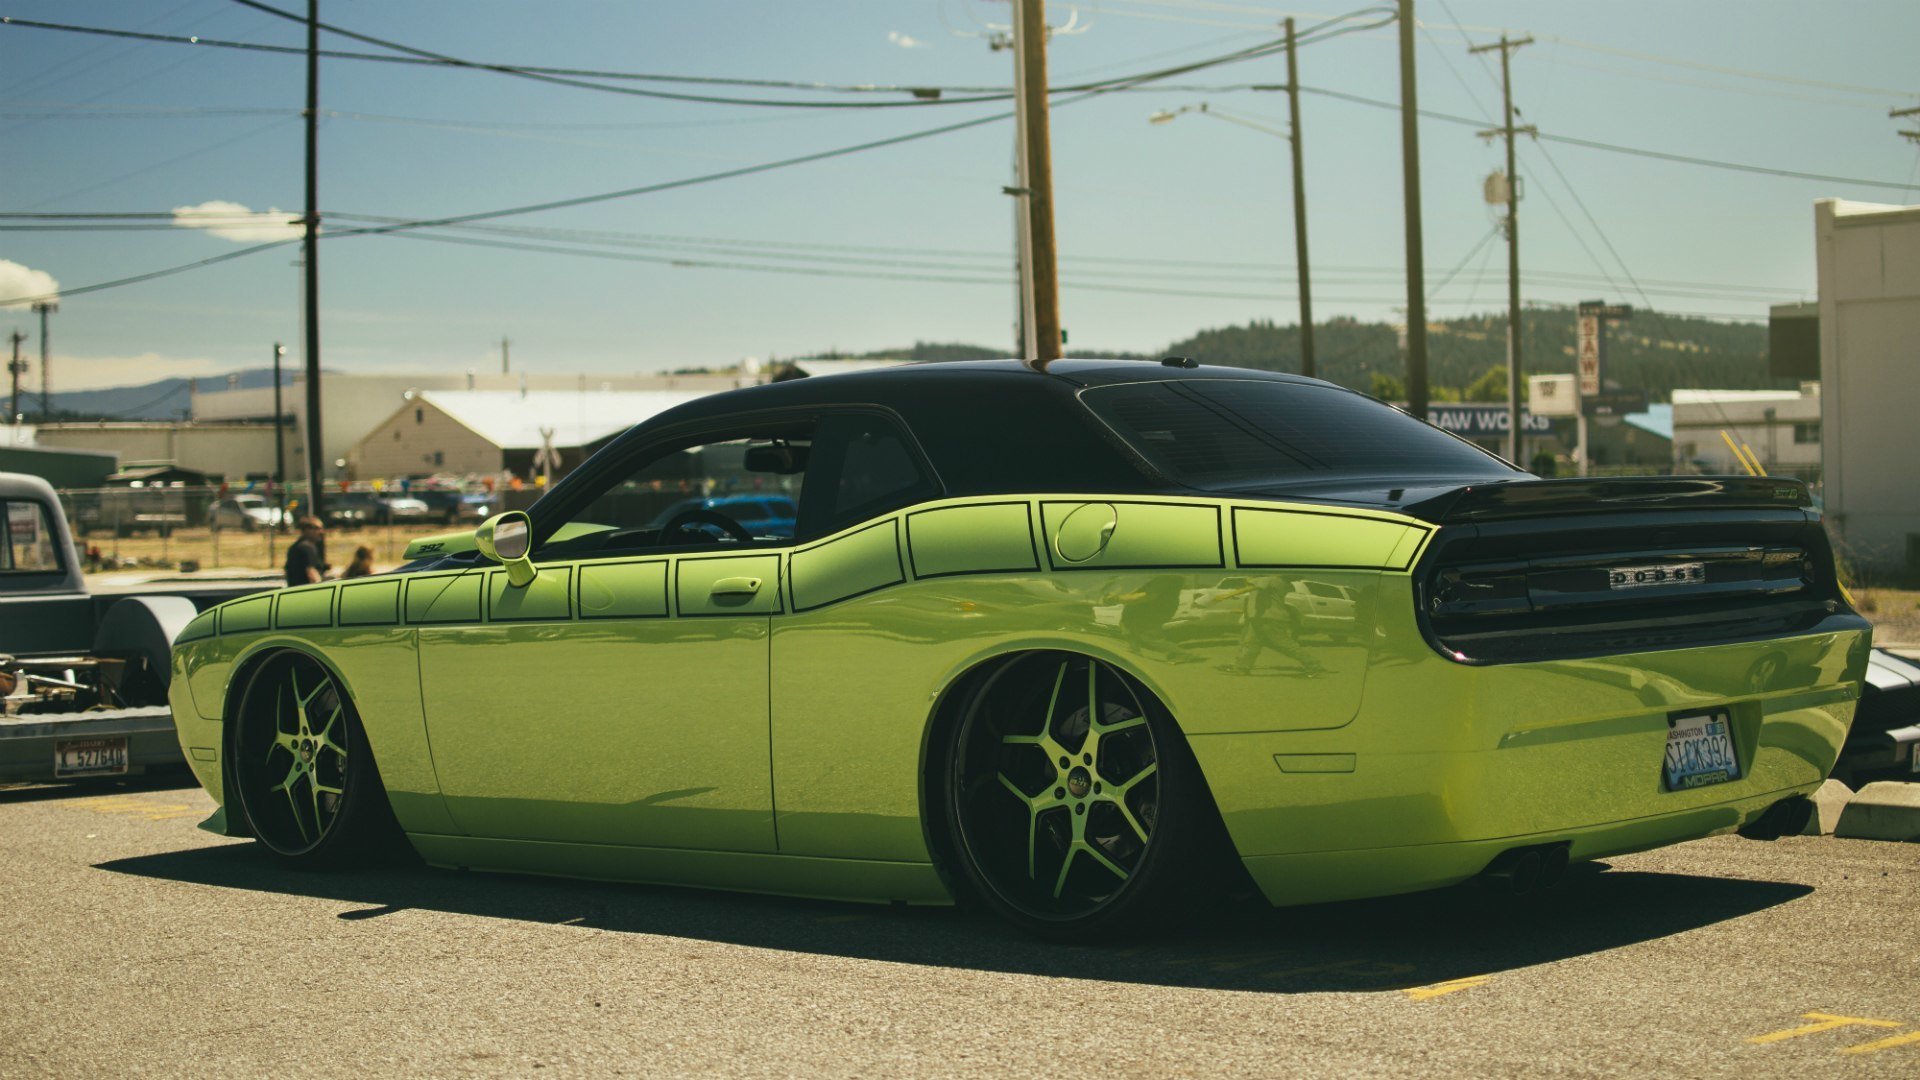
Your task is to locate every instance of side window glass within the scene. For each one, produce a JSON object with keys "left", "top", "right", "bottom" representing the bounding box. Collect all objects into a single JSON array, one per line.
[
  {"left": 1, "top": 501, "right": 59, "bottom": 573},
  {"left": 802, "top": 413, "right": 937, "bottom": 537},
  {"left": 541, "top": 430, "right": 811, "bottom": 558}
]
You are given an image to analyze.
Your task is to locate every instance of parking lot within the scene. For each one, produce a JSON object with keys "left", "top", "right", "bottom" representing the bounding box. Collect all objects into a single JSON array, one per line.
[{"left": 3, "top": 778, "right": 1917, "bottom": 1078}]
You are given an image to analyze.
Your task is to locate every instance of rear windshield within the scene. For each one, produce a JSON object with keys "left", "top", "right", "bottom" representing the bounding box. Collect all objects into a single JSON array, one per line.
[{"left": 1081, "top": 378, "right": 1516, "bottom": 490}]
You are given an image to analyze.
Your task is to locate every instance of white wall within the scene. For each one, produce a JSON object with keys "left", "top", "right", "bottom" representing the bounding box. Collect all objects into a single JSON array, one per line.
[
  {"left": 34, "top": 423, "right": 282, "bottom": 480},
  {"left": 1816, "top": 199, "right": 1920, "bottom": 578}
]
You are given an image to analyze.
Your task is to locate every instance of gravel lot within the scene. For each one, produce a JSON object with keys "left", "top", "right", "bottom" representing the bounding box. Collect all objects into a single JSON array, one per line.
[{"left": 3, "top": 777, "right": 1918, "bottom": 1078}]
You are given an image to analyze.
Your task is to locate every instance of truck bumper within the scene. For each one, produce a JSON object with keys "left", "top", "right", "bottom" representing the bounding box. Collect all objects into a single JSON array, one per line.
[{"left": 0, "top": 707, "right": 182, "bottom": 783}]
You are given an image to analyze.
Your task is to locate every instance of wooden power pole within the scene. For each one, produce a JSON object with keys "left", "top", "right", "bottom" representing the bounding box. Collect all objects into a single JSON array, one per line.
[
  {"left": 1014, "top": 0, "right": 1062, "bottom": 370},
  {"left": 300, "top": 0, "right": 326, "bottom": 518},
  {"left": 1284, "top": 17, "right": 1314, "bottom": 378},
  {"left": 1470, "top": 33, "right": 1533, "bottom": 464},
  {"left": 1396, "top": 0, "right": 1429, "bottom": 419}
]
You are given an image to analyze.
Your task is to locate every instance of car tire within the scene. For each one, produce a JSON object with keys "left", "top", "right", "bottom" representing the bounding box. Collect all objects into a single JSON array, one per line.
[
  {"left": 941, "top": 651, "right": 1218, "bottom": 941},
  {"left": 230, "top": 650, "right": 404, "bottom": 869}
]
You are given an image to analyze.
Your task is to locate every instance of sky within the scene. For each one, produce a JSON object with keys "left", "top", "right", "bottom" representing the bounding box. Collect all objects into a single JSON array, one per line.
[{"left": 2, "top": 0, "right": 1917, "bottom": 390}]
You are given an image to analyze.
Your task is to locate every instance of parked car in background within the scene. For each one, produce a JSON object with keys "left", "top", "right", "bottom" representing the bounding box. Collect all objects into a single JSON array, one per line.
[
  {"left": 646, "top": 493, "right": 798, "bottom": 539},
  {"left": 207, "top": 495, "right": 285, "bottom": 533},
  {"left": 414, "top": 489, "right": 492, "bottom": 525},
  {"left": 323, "top": 493, "right": 375, "bottom": 530},
  {"left": 375, "top": 496, "right": 432, "bottom": 525}
]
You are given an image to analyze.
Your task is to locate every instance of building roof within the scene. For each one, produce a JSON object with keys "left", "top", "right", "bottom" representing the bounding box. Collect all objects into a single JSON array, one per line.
[
  {"left": 1670, "top": 388, "right": 1810, "bottom": 405},
  {"left": 417, "top": 389, "right": 710, "bottom": 450},
  {"left": 1624, "top": 403, "right": 1674, "bottom": 440}
]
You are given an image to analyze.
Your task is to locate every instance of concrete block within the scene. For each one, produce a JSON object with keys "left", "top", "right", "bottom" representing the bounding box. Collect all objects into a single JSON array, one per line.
[
  {"left": 1801, "top": 778, "right": 1854, "bottom": 835},
  {"left": 1834, "top": 781, "right": 1920, "bottom": 842}
]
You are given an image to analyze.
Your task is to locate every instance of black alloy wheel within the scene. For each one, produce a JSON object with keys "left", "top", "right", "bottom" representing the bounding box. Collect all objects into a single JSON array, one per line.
[
  {"left": 231, "top": 651, "right": 400, "bottom": 867},
  {"left": 945, "top": 651, "right": 1214, "bottom": 939}
]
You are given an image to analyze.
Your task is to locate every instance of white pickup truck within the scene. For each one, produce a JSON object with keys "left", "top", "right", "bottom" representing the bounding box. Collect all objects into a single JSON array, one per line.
[{"left": 0, "top": 472, "right": 270, "bottom": 782}]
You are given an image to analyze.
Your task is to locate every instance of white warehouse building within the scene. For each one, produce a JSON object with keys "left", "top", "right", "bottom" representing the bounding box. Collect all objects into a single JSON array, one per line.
[{"left": 1811, "top": 199, "right": 1920, "bottom": 580}]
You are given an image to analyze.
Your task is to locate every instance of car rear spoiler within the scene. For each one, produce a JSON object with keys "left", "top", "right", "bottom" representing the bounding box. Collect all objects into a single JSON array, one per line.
[{"left": 1405, "top": 475, "right": 1814, "bottom": 524}]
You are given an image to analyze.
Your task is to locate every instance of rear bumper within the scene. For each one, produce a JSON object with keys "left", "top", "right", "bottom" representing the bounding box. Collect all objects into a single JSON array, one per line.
[
  {"left": 1239, "top": 782, "right": 1807, "bottom": 907},
  {"left": 0, "top": 707, "right": 182, "bottom": 783},
  {"left": 1187, "top": 601, "right": 1868, "bottom": 907}
]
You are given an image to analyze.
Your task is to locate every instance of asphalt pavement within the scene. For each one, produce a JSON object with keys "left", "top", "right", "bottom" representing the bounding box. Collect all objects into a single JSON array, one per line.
[{"left": 3, "top": 776, "right": 1918, "bottom": 1078}]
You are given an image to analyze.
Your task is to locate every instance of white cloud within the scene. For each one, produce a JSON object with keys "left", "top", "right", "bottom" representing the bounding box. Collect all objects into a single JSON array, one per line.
[
  {"left": 0, "top": 259, "right": 60, "bottom": 307},
  {"left": 171, "top": 200, "right": 304, "bottom": 243},
  {"left": 887, "top": 30, "right": 928, "bottom": 48}
]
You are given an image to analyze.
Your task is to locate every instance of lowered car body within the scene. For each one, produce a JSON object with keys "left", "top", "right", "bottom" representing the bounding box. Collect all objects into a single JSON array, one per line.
[{"left": 167, "top": 361, "right": 1870, "bottom": 934}]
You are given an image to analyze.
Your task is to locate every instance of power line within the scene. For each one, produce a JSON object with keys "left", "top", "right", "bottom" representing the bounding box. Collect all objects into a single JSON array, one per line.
[
  {"left": 1294, "top": 83, "right": 1920, "bottom": 192},
  {"left": 0, "top": 238, "right": 299, "bottom": 307},
  {"left": 0, "top": 9, "right": 1375, "bottom": 107}
]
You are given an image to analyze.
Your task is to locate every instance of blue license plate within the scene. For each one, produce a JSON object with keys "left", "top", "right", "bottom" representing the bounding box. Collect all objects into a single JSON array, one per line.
[{"left": 1663, "top": 711, "right": 1741, "bottom": 791}]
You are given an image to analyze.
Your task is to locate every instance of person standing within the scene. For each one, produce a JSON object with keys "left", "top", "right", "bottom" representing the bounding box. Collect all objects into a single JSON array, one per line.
[
  {"left": 341, "top": 545, "right": 376, "bottom": 579},
  {"left": 284, "top": 516, "right": 329, "bottom": 587}
]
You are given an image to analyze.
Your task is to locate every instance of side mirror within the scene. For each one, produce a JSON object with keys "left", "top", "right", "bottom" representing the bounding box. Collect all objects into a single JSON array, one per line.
[{"left": 475, "top": 511, "right": 537, "bottom": 587}]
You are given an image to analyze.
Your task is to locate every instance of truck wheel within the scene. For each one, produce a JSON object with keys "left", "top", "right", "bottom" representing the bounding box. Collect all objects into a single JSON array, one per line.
[
  {"left": 93, "top": 596, "right": 196, "bottom": 708},
  {"left": 231, "top": 651, "right": 402, "bottom": 868}
]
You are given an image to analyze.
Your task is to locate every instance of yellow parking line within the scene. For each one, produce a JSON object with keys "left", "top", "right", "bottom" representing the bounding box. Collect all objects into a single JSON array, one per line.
[
  {"left": 1402, "top": 975, "right": 1492, "bottom": 1001},
  {"left": 1747, "top": 1013, "right": 1901, "bottom": 1044},
  {"left": 67, "top": 796, "right": 202, "bottom": 822},
  {"left": 1841, "top": 1030, "right": 1920, "bottom": 1055}
]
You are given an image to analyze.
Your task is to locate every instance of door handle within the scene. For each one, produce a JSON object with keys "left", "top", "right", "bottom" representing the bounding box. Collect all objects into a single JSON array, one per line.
[{"left": 710, "top": 576, "right": 763, "bottom": 597}]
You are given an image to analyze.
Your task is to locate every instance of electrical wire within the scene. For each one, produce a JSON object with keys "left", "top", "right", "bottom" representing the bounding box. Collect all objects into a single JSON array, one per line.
[
  {"left": 0, "top": 7, "right": 1381, "bottom": 107},
  {"left": 1295, "top": 84, "right": 1920, "bottom": 192}
]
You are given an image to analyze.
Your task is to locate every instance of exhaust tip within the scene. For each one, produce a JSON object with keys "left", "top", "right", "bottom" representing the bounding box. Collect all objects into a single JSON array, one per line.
[
  {"left": 1479, "top": 842, "right": 1571, "bottom": 896},
  {"left": 1738, "top": 796, "right": 1814, "bottom": 841}
]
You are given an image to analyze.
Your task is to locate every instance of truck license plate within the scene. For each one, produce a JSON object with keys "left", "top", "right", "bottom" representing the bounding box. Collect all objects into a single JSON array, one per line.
[
  {"left": 55, "top": 737, "right": 129, "bottom": 778},
  {"left": 1663, "top": 711, "right": 1740, "bottom": 791}
]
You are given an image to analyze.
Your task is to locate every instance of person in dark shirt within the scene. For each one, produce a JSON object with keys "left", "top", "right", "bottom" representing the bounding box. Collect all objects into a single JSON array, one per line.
[{"left": 284, "top": 516, "right": 329, "bottom": 587}]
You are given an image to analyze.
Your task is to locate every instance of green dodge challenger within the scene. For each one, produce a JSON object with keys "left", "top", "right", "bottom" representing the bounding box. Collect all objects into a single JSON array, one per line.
[{"left": 168, "top": 361, "right": 1870, "bottom": 936}]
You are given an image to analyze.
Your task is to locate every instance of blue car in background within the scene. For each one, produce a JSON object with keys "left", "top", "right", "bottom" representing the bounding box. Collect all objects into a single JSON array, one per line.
[{"left": 647, "top": 494, "right": 798, "bottom": 539}]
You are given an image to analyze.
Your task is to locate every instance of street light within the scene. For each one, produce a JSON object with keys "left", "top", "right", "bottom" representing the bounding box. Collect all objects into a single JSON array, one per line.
[
  {"left": 272, "top": 343, "right": 288, "bottom": 528},
  {"left": 1148, "top": 96, "right": 1315, "bottom": 376}
]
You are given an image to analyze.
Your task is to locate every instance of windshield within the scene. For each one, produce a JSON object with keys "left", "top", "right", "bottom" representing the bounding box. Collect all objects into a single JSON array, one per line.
[{"left": 1081, "top": 378, "right": 1518, "bottom": 491}]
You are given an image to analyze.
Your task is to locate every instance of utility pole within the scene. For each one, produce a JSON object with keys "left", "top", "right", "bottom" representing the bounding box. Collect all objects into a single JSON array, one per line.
[
  {"left": 7, "top": 329, "right": 24, "bottom": 423},
  {"left": 1284, "top": 17, "right": 1314, "bottom": 378},
  {"left": 500, "top": 335, "right": 510, "bottom": 375},
  {"left": 1470, "top": 33, "right": 1533, "bottom": 464},
  {"left": 300, "top": 0, "right": 325, "bottom": 519},
  {"left": 30, "top": 301, "right": 55, "bottom": 422},
  {"left": 1014, "top": 0, "right": 1062, "bottom": 370},
  {"left": 1396, "top": 0, "right": 1429, "bottom": 420},
  {"left": 1894, "top": 105, "right": 1920, "bottom": 144},
  {"left": 272, "top": 343, "right": 288, "bottom": 525}
]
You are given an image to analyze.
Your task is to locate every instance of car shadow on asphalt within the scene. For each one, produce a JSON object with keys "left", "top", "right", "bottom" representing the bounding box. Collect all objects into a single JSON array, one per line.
[{"left": 96, "top": 844, "right": 1811, "bottom": 995}]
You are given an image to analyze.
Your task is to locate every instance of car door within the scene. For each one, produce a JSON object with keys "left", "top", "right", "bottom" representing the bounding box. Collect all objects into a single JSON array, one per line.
[{"left": 413, "top": 421, "right": 810, "bottom": 853}]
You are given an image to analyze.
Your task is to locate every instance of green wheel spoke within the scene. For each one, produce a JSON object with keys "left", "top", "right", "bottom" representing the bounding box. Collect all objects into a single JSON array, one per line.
[
  {"left": 316, "top": 706, "right": 347, "bottom": 756},
  {"left": 284, "top": 777, "right": 311, "bottom": 843},
  {"left": 1051, "top": 845, "right": 1078, "bottom": 899},
  {"left": 1045, "top": 661, "right": 1068, "bottom": 740},
  {"left": 1081, "top": 842, "right": 1130, "bottom": 883},
  {"left": 1116, "top": 761, "right": 1157, "bottom": 796},
  {"left": 1102, "top": 795, "right": 1151, "bottom": 844},
  {"left": 1092, "top": 714, "right": 1145, "bottom": 737}
]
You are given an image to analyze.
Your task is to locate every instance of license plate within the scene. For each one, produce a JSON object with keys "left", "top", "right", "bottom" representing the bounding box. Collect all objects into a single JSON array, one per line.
[
  {"left": 1663, "top": 711, "right": 1741, "bottom": 791},
  {"left": 55, "top": 737, "right": 129, "bottom": 779}
]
